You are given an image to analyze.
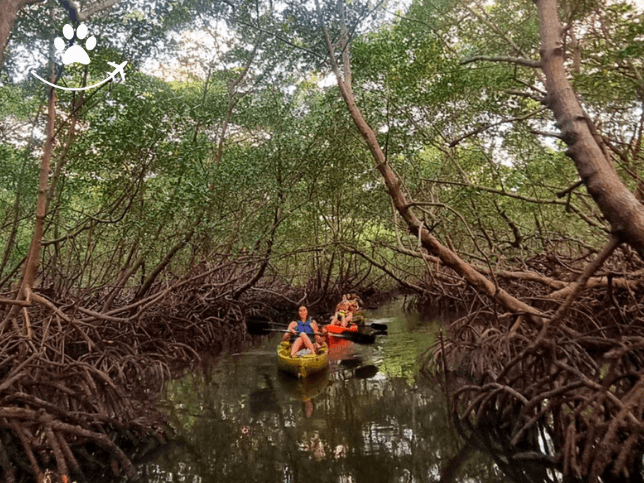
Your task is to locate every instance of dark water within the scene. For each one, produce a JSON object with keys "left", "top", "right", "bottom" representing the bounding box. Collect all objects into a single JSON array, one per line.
[{"left": 137, "top": 301, "right": 510, "bottom": 482}]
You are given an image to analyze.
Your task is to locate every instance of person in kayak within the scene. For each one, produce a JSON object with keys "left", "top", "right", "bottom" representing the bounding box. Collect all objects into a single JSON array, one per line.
[
  {"left": 330, "top": 309, "right": 349, "bottom": 328},
  {"left": 347, "top": 293, "right": 362, "bottom": 312},
  {"left": 331, "top": 296, "right": 353, "bottom": 327},
  {"left": 284, "top": 306, "right": 324, "bottom": 356}
]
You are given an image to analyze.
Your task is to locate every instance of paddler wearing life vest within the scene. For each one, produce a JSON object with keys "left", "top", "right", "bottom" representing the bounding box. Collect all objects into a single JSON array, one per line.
[
  {"left": 283, "top": 306, "right": 325, "bottom": 356},
  {"left": 330, "top": 295, "right": 353, "bottom": 328}
]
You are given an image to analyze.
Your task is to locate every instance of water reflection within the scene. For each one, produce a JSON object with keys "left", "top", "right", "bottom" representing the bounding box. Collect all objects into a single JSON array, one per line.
[{"left": 139, "top": 301, "right": 511, "bottom": 483}]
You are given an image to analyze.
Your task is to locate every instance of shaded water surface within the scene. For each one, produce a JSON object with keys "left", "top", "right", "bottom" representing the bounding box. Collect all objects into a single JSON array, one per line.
[{"left": 138, "top": 301, "right": 510, "bottom": 482}]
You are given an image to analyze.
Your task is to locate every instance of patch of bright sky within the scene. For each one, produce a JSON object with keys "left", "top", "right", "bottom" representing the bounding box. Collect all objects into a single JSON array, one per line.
[
  {"left": 7, "top": 0, "right": 644, "bottom": 87},
  {"left": 142, "top": 18, "right": 234, "bottom": 83},
  {"left": 141, "top": 0, "right": 412, "bottom": 85},
  {"left": 141, "top": 0, "right": 641, "bottom": 88}
]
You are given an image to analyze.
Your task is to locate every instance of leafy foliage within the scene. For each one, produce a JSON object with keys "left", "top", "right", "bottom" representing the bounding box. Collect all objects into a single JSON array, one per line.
[{"left": 0, "top": 0, "right": 641, "bottom": 293}]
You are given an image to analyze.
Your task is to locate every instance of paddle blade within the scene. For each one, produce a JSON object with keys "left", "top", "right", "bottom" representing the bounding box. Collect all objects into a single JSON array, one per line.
[
  {"left": 339, "top": 357, "right": 363, "bottom": 369},
  {"left": 354, "top": 365, "right": 379, "bottom": 379},
  {"left": 246, "top": 322, "right": 271, "bottom": 336},
  {"left": 367, "top": 322, "right": 388, "bottom": 332}
]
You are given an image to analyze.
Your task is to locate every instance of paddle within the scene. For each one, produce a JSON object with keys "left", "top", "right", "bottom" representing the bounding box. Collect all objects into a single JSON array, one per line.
[
  {"left": 247, "top": 323, "right": 376, "bottom": 345},
  {"left": 363, "top": 322, "right": 388, "bottom": 332},
  {"left": 277, "top": 320, "right": 382, "bottom": 343},
  {"left": 322, "top": 313, "right": 388, "bottom": 332},
  {"left": 339, "top": 358, "right": 362, "bottom": 369},
  {"left": 332, "top": 362, "right": 379, "bottom": 380}
]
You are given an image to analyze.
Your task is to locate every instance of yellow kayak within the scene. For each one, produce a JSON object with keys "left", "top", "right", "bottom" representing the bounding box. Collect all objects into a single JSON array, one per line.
[{"left": 277, "top": 341, "right": 329, "bottom": 379}]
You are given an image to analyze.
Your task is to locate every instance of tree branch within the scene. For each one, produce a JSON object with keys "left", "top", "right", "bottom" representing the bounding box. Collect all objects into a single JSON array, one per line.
[
  {"left": 461, "top": 55, "right": 541, "bottom": 68},
  {"left": 536, "top": 0, "right": 644, "bottom": 257},
  {"left": 541, "top": 235, "right": 621, "bottom": 333},
  {"left": 61, "top": 0, "right": 122, "bottom": 21},
  {"left": 449, "top": 108, "right": 546, "bottom": 147},
  {"left": 421, "top": 178, "right": 609, "bottom": 232}
]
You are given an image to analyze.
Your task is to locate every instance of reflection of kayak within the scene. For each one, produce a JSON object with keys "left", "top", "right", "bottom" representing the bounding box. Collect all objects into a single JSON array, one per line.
[
  {"left": 327, "top": 337, "right": 353, "bottom": 361},
  {"left": 277, "top": 366, "right": 330, "bottom": 401},
  {"left": 325, "top": 325, "right": 358, "bottom": 361},
  {"left": 277, "top": 341, "right": 329, "bottom": 379}
]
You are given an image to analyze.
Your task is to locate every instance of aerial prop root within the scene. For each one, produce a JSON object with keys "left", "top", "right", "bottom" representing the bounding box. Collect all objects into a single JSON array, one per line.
[
  {"left": 0, "top": 407, "right": 138, "bottom": 481},
  {"left": 442, "top": 331, "right": 644, "bottom": 479}
]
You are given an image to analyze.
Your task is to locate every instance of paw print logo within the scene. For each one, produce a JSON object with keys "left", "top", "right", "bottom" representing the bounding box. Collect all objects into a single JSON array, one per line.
[
  {"left": 54, "top": 24, "right": 96, "bottom": 65},
  {"left": 32, "top": 23, "right": 126, "bottom": 90}
]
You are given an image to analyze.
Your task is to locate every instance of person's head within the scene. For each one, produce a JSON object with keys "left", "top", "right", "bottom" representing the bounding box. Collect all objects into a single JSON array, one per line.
[{"left": 298, "top": 306, "right": 308, "bottom": 320}]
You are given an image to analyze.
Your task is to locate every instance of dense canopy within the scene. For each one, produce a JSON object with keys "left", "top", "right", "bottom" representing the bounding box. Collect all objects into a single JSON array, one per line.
[{"left": 1, "top": 0, "right": 644, "bottom": 481}]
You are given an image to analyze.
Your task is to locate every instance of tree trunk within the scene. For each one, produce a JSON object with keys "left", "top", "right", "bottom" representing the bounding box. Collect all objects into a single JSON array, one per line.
[
  {"left": 0, "top": 83, "right": 56, "bottom": 331},
  {"left": 536, "top": 0, "right": 644, "bottom": 257},
  {"left": 134, "top": 223, "right": 198, "bottom": 301},
  {"left": 20, "top": 84, "right": 56, "bottom": 297},
  {"left": 0, "top": 0, "right": 25, "bottom": 70}
]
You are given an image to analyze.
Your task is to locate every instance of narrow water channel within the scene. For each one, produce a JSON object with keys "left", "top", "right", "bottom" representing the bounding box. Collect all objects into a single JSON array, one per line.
[{"left": 137, "top": 300, "right": 510, "bottom": 482}]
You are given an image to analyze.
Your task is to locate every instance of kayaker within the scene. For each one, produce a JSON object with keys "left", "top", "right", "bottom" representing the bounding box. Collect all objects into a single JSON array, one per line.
[
  {"left": 330, "top": 309, "right": 349, "bottom": 328},
  {"left": 284, "top": 306, "right": 324, "bottom": 356},
  {"left": 348, "top": 293, "right": 362, "bottom": 312},
  {"left": 331, "top": 296, "right": 353, "bottom": 327}
]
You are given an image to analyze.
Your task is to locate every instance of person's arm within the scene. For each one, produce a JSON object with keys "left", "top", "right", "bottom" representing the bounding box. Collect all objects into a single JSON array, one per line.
[
  {"left": 312, "top": 321, "right": 324, "bottom": 344},
  {"left": 283, "top": 321, "right": 297, "bottom": 341}
]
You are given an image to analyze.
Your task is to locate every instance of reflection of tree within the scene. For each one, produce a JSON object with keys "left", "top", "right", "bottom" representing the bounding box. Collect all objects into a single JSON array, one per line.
[{"left": 142, "top": 348, "right": 509, "bottom": 483}]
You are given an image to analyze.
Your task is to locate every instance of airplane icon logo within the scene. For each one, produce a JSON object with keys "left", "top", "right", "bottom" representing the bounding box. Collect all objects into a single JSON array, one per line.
[{"left": 106, "top": 61, "right": 127, "bottom": 82}]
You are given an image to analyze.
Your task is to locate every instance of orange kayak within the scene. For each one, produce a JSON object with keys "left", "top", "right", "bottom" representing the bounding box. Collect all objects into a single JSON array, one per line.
[{"left": 325, "top": 324, "right": 359, "bottom": 335}]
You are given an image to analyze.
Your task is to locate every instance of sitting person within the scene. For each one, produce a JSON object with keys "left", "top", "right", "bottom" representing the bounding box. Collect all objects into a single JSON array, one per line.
[
  {"left": 331, "top": 296, "right": 353, "bottom": 327},
  {"left": 284, "top": 306, "right": 324, "bottom": 356},
  {"left": 330, "top": 309, "right": 350, "bottom": 328},
  {"left": 347, "top": 293, "right": 361, "bottom": 313}
]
